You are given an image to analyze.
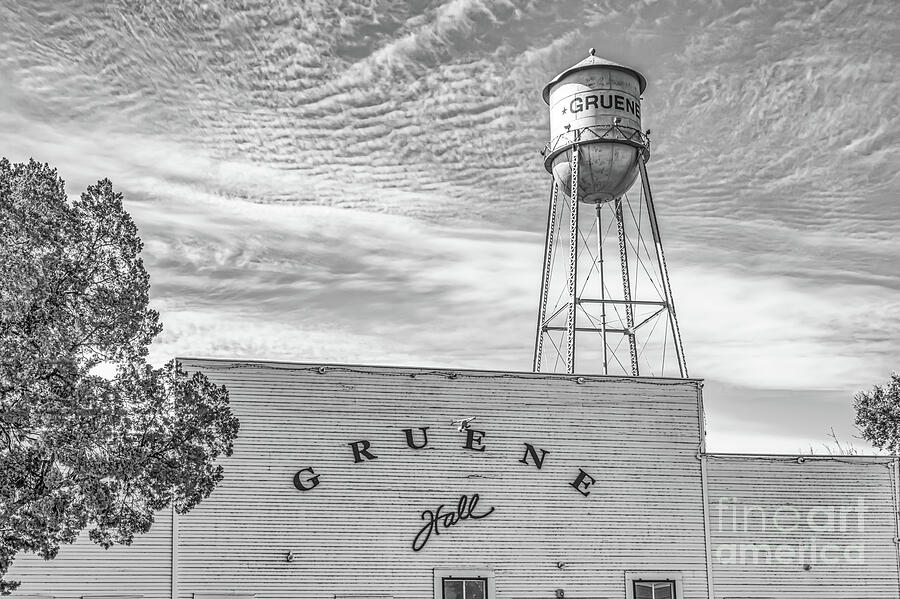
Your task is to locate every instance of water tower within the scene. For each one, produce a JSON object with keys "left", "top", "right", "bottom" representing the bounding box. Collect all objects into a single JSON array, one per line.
[{"left": 533, "top": 50, "right": 687, "bottom": 377}]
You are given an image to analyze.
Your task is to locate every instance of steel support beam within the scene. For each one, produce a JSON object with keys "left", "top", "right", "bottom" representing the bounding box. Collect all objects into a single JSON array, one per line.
[
  {"left": 595, "top": 202, "right": 608, "bottom": 374},
  {"left": 615, "top": 197, "right": 639, "bottom": 375},
  {"left": 533, "top": 180, "right": 560, "bottom": 372},
  {"left": 638, "top": 158, "right": 688, "bottom": 378},
  {"left": 565, "top": 146, "right": 580, "bottom": 374},
  {"left": 578, "top": 299, "right": 667, "bottom": 307},
  {"left": 545, "top": 326, "right": 632, "bottom": 334}
]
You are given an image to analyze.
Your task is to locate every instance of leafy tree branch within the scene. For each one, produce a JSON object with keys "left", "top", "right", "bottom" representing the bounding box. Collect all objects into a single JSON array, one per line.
[{"left": 0, "top": 158, "right": 239, "bottom": 594}]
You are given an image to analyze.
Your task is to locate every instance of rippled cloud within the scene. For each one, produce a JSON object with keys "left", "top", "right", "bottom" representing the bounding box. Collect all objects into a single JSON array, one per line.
[{"left": 2, "top": 0, "right": 897, "bottom": 452}]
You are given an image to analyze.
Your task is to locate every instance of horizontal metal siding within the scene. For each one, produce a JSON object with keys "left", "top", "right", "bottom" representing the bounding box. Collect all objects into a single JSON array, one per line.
[
  {"left": 7, "top": 507, "right": 172, "bottom": 598},
  {"left": 175, "top": 360, "right": 709, "bottom": 599},
  {"left": 706, "top": 456, "right": 899, "bottom": 598}
]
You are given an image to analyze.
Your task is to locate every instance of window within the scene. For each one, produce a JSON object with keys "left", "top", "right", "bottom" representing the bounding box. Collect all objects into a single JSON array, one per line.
[
  {"left": 624, "top": 571, "right": 682, "bottom": 599},
  {"left": 442, "top": 577, "right": 487, "bottom": 599},
  {"left": 433, "top": 568, "right": 494, "bottom": 599},
  {"left": 633, "top": 581, "right": 675, "bottom": 599}
]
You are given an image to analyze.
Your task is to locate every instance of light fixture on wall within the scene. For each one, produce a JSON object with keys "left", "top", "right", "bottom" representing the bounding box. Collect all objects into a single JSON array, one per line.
[
  {"left": 451, "top": 417, "right": 477, "bottom": 432},
  {"left": 286, "top": 550, "right": 295, "bottom": 562}
]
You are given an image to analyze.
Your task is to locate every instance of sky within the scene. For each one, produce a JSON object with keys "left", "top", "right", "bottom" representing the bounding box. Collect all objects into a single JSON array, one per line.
[{"left": 2, "top": 0, "right": 898, "bottom": 454}]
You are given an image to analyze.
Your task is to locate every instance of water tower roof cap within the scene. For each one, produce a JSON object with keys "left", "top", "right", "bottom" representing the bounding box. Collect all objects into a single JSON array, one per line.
[{"left": 542, "top": 53, "right": 647, "bottom": 104}]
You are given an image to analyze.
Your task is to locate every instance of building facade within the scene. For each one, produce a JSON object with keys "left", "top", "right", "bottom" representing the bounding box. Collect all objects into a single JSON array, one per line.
[{"left": 8, "top": 359, "right": 900, "bottom": 598}]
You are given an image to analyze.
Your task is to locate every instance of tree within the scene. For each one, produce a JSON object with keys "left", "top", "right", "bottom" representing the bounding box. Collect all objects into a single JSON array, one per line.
[
  {"left": 854, "top": 373, "right": 900, "bottom": 454},
  {"left": 0, "top": 158, "right": 240, "bottom": 594}
]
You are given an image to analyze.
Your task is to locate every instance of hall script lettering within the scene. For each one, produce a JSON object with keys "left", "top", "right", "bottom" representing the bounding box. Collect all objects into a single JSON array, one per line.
[{"left": 412, "top": 493, "right": 494, "bottom": 552}]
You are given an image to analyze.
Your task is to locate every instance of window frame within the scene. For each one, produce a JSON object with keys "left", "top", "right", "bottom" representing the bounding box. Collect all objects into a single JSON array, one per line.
[
  {"left": 433, "top": 568, "right": 495, "bottom": 599},
  {"left": 632, "top": 580, "right": 676, "bottom": 599},
  {"left": 624, "top": 571, "right": 683, "bottom": 599}
]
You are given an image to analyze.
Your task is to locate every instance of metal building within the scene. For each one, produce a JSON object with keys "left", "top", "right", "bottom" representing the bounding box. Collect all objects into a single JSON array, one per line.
[{"left": 8, "top": 361, "right": 900, "bottom": 598}]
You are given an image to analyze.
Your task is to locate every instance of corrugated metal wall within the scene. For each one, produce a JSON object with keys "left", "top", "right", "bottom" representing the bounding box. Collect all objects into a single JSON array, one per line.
[
  {"left": 171, "top": 360, "right": 710, "bottom": 599},
  {"left": 706, "top": 455, "right": 900, "bottom": 598},
  {"left": 9, "top": 360, "right": 900, "bottom": 599},
  {"left": 6, "top": 505, "right": 172, "bottom": 598}
]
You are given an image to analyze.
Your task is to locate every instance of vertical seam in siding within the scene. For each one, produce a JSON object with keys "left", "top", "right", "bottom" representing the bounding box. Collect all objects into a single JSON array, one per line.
[
  {"left": 171, "top": 500, "right": 178, "bottom": 599},
  {"left": 700, "top": 454, "right": 715, "bottom": 599},
  {"left": 893, "top": 457, "right": 900, "bottom": 594},
  {"left": 696, "top": 381, "right": 706, "bottom": 453},
  {"left": 697, "top": 382, "right": 714, "bottom": 598}
]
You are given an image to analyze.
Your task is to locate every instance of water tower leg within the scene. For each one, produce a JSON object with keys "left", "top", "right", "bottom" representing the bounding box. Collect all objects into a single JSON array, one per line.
[
  {"left": 614, "top": 197, "right": 639, "bottom": 375},
  {"left": 565, "top": 145, "right": 580, "bottom": 374},
  {"left": 595, "top": 202, "right": 608, "bottom": 375},
  {"left": 533, "top": 180, "right": 560, "bottom": 372},
  {"left": 638, "top": 158, "right": 688, "bottom": 378}
]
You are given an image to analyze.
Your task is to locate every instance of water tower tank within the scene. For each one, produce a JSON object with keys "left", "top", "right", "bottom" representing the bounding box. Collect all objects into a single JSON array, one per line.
[{"left": 542, "top": 50, "right": 649, "bottom": 203}]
